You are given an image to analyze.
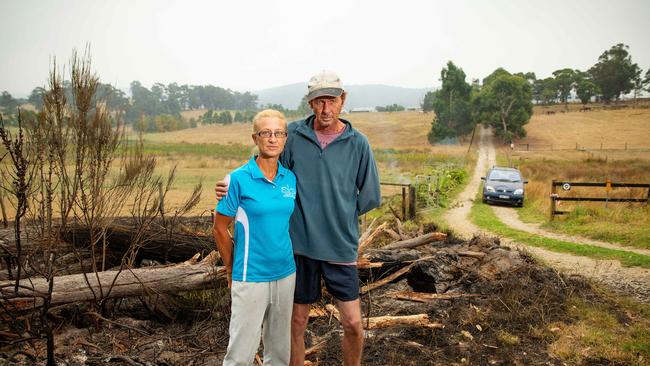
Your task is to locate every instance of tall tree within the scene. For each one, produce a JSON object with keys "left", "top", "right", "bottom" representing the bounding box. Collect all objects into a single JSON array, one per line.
[
  {"left": 540, "top": 77, "right": 558, "bottom": 105},
  {"left": 0, "top": 91, "right": 18, "bottom": 111},
  {"left": 552, "top": 68, "right": 576, "bottom": 111},
  {"left": 421, "top": 91, "right": 435, "bottom": 113},
  {"left": 96, "top": 83, "right": 129, "bottom": 113},
  {"left": 474, "top": 69, "right": 532, "bottom": 142},
  {"left": 427, "top": 61, "right": 474, "bottom": 143},
  {"left": 574, "top": 71, "right": 599, "bottom": 106},
  {"left": 28, "top": 87, "right": 47, "bottom": 110},
  {"left": 588, "top": 43, "right": 638, "bottom": 103},
  {"left": 631, "top": 65, "right": 646, "bottom": 105},
  {"left": 514, "top": 72, "right": 536, "bottom": 85}
]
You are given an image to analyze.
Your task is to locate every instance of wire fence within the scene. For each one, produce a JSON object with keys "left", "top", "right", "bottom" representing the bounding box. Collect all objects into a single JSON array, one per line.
[{"left": 513, "top": 143, "right": 650, "bottom": 152}]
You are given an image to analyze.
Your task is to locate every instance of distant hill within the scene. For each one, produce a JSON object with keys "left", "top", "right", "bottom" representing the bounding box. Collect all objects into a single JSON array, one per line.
[{"left": 255, "top": 83, "right": 435, "bottom": 110}]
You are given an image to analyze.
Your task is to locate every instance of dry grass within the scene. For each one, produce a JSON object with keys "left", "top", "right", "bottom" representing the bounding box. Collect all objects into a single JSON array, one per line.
[
  {"left": 144, "top": 111, "right": 442, "bottom": 150},
  {"left": 137, "top": 122, "right": 255, "bottom": 145},
  {"left": 341, "top": 111, "right": 434, "bottom": 149},
  {"left": 180, "top": 109, "right": 209, "bottom": 121},
  {"left": 519, "top": 108, "right": 650, "bottom": 151}
]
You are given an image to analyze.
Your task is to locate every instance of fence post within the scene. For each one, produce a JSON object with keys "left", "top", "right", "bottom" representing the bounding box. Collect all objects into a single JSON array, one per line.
[
  {"left": 550, "top": 180, "right": 556, "bottom": 220},
  {"left": 409, "top": 185, "right": 416, "bottom": 219}
]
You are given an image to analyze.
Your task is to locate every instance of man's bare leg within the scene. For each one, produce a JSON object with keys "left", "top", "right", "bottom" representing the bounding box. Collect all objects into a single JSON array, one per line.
[
  {"left": 337, "top": 299, "right": 363, "bottom": 366},
  {"left": 289, "top": 303, "right": 310, "bottom": 366}
]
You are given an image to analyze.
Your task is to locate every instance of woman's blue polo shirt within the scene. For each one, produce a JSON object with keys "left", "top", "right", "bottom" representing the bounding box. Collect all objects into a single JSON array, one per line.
[{"left": 216, "top": 157, "right": 296, "bottom": 282}]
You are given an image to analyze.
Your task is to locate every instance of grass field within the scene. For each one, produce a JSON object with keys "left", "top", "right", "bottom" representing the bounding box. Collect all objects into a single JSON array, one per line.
[
  {"left": 157, "top": 110, "right": 439, "bottom": 150},
  {"left": 525, "top": 108, "right": 650, "bottom": 148}
]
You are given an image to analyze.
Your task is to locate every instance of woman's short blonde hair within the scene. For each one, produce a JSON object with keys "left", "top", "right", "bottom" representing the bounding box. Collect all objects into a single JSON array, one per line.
[{"left": 252, "top": 109, "right": 287, "bottom": 132}]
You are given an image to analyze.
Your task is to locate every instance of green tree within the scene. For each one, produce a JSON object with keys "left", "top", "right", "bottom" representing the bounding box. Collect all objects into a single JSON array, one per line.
[
  {"left": 588, "top": 43, "right": 638, "bottom": 103},
  {"left": 540, "top": 77, "right": 558, "bottom": 105},
  {"left": 28, "top": 87, "right": 47, "bottom": 110},
  {"left": 552, "top": 68, "right": 576, "bottom": 111},
  {"left": 380, "top": 104, "right": 404, "bottom": 112},
  {"left": 0, "top": 91, "right": 18, "bottom": 113},
  {"left": 202, "top": 109, "right": 214, "bottom": 124},
  {"left": 482, "top": 67, "right": 510, "bottom": 86},
  {"left": 474, "top": 69, "right": 532, "bottom": 142},
  {"left": 427, "top": 61, "right": 474, "bottom": 143},
  {"left": 532, "top": 79, "right": 544, "bottom": 105},
  {"left": 421, "top": 91, "right": 435, "bottom": 113},
  {"left": 514, "top": 72, "right": 536, "bottom": 85},
  {"left": 631, "top": 65, "right": 646, "bottom": 105},
  {"left": 244, "top": 110, "right": 256, "bottom": 123},
  {"left": 645, "top": 69, "right": 650, "bottom": 93},
  {"left": 217, "top": 111, "right": 232, "bottom": 124},
  {"left": 394, "top": 104, "right": 405, "bottom": 112},
  {"left": 574, "top": 71, "right": 599, "bottom": 105}
]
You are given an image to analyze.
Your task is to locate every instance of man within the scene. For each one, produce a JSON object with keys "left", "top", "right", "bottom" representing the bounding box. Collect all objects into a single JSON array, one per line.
[{"left": 216, "top": 71, "right": 380, "bottom": 366}]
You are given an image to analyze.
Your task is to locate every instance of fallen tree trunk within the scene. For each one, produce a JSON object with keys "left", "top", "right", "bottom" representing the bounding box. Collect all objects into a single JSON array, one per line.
[
  {"left": 386, "top": 291, "right": 482, "bottom": 302},
  {"left": 62, "top": 224, "right": 215, "bottom": 263},
  {"left": 360, "top": 263, "right": 414, "bottom": 295},
  {"left": 364, "top": 314, "right": 444, "bottom": 329},
  {"left": 325, "top": 304, "right": 443, "bottom": 329},
  {"left": 382, "top": 232, "right": 447, "bottom": 250},
  {"left": 1, "top": 251, "right": 224, "bottom": 314}
]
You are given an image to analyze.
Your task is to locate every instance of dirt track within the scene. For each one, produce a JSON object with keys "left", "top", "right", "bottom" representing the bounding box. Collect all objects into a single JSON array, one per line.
[{"left": 443, "top": 125, "right": 650, "bottom": 302}]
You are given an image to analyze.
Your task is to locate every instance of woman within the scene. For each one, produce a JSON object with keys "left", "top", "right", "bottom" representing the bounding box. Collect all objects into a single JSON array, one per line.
[{"left": 213, "top": 109, "right": 296, "bottom": 366}]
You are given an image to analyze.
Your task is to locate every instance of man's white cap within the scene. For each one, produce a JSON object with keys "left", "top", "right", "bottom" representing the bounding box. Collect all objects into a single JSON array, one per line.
[{"left": 306, "top": 70, "right": 344, "bottom": 102}]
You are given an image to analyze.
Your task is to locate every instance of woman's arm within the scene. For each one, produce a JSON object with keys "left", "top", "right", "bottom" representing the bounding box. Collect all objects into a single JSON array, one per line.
[{"left": 213, "top": 213, "right": 235, "bottom": 288}]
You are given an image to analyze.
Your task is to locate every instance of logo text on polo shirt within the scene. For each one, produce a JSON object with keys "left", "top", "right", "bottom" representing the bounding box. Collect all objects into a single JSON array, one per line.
[{"left": 281, "top": 185, "right": 296, "bottom": 199}]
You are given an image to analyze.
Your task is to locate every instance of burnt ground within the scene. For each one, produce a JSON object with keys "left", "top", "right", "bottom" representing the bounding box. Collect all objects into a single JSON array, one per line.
[{"left": 0, "top": 218, "right": 639, "bottom": 365}]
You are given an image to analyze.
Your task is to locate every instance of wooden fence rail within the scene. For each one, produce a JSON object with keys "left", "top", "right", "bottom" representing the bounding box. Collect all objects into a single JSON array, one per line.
[
  {"left": 549, "top": 180, "right": 650, "bottom": 220},
  {"left": 515, "top": 143, "right": 650, "bottom": 152}
]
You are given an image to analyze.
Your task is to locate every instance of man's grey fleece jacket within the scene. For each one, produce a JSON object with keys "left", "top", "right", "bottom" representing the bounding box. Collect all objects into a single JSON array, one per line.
[{"left": 280, "top": 115, "right": 381, "bottom": 263}]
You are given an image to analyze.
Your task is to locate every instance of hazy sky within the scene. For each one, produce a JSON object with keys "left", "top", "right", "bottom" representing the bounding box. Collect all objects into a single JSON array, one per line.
[{"left": 1, "top": 0, "right": 649, "bottom": 96}]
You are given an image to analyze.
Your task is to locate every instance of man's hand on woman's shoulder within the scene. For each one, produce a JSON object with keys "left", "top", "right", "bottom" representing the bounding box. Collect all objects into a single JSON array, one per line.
[{"left": 215, "top": 180, "right": 228, "bottom": 201}]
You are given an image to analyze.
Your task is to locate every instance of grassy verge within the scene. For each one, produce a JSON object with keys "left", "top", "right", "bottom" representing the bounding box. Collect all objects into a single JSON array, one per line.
[
  {"left": 470, "top": 194, "right": 650, "bottom": 268},
  {"left": 541, "top": 204, "right": 650, "bottom": 250}
]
